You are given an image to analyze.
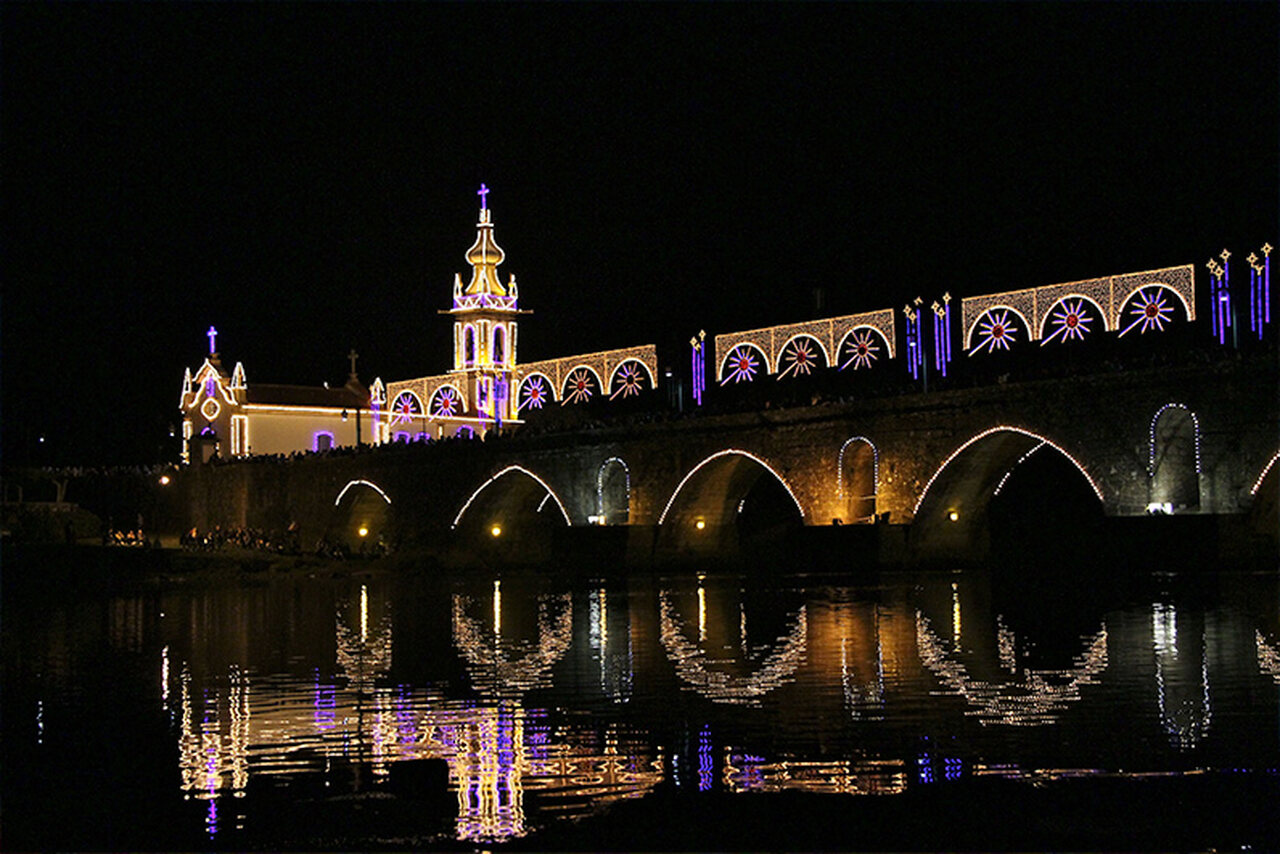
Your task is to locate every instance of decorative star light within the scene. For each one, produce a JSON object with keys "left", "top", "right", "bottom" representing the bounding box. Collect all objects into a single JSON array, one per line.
[
  {"left": 840, "top": 330, "right": 880, "bottom": 370},
  {"left": 520, "top": 376, "right": 549, "bottom": 411},
  {"left": 610, "top": 362, "right": 645, "bottom": 400},
  {"left": 777, "top": 338, "right": 818, "bottom": 379},
  {"left": 562, "top": 368, "right": 595, "bottom": 405},
  {"left": 971, "top": 309, "right": 1017, "bottom": 355},
  {"left": 1042, "top": 299, "right": 1093, "bottom": 345},
  {"left": 1119, "top": 288, "right": 1174, "bottom": 337},
  {"left": 431, "top": 387, "right": 461, "bottom": 417},
  {"left": 391, "top": 392, "right": 422, "bottom": 425},
  {"left": 720, "top": 345, "right": 760, "bottom": 385}
]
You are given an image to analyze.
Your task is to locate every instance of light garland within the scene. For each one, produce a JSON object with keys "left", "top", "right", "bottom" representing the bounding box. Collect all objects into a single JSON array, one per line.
[
  {"left": 596, "top": 457, "right": 631, "bottom": 521},
  {"left": 334, "top": 479, "right": 392, "bottom": 507},
  {"left": 992, "top": 441, "right": 1046, "bottom": 497},
  {"left": 1148, "top": 403, "right": 1201, "bottom": 476},
  {"left": 912, "top": 426, "right": 1104, "bottom": 517},
  {"left": 230, "top": 415, "right": 248, "bottom": 457},
  {"left": 715, "top": 308, "right": 896, "bottom": 383},
  {"left": 1250, "top": 450, "right": 1279, "bottom": 495},
  {"left": 451, "top": 465, "right": 572, "bottom": 528},
  {"left": 657, "top": 448, "right": 805, "bottom": 524},
  {"left": 836, "top": 436, "right": 878, "bottom": 499}
]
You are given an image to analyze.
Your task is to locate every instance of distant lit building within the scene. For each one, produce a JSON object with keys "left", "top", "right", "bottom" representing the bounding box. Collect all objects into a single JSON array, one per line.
[{"left": 179, "top": 187, "right": 657, "bottom": 461}]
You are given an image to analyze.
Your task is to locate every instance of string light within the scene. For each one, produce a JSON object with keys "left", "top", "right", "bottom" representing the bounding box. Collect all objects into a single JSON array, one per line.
[
  {"left": 691, "top": 330, "right": 706, "bottom": 405},
  {"left": 992, "top": 441, "right": 1046, "bottom": 496},
  {"left": 836, "top": 436, "right": 878, "bottom": 499},
  {"left": 1148, "top": 403, "right": 1201, "bottom": 476},
  {"left": 719, "top": 343, "right": 764, "bottom": 385},
  {"left": 715, "top": 308, "right": 897, "bottom": 383},
  {"left": 596, "top": 457, "right": 631, "bottom": 522},
  {"left": 776, "top": 334, "right": 829, "bottom": 380},
  {"left": 657, "top": 448, "right": 805, "bottom": 524},
  {"left": 561, "top": 366, "right": 599, "bottom": 405},
  {"left": 1250, "top": 451, "right": 1279, "bottom": 495},
  {"left": 518, "top": 373, "right": 552, "bottom": 411},
  {"left": 1040, "top": 298, "right": 1099, "bottom": 345},
  {"left": 838, "top": 327, "right": 886, "bottom": 371},
  {"left": 334, "top": 479, "right": 392, "bottom": 506},
  {"left": 608, "top": 362, "right": 646, "bottom": 399},
  {"left": 913, "top": 426, "right": 1104, "bottom": 518},
  {"left": 451, "top": 465, "right": 572, "bottom": 528}
]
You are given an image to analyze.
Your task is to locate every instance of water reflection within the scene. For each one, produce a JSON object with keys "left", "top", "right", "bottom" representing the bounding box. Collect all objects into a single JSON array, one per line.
[
  {"left": 1152, "top": 601, "right": 1212, "bottom": 750},
  {"left": 1258, "top": 630, "right": 1280, "bottom": 684},
  {"left": 659, "top": 580, "right": 807, "bottom": 705},
  {"left": 451, "top": 581, "right": 573, "bottom": 698}
]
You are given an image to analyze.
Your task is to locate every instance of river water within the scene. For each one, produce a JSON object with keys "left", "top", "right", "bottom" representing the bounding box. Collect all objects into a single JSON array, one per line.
[{"left": 3, "top": 548, "right": 1278, "bottom": 850}]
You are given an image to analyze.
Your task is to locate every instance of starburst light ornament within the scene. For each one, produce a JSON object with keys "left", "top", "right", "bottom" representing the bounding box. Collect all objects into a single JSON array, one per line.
[
  {"left": 720, "top": 345, "right": 760, "bottom": 385},
  {"left": 562, "top": 368, "right": 595, "bottom": 405},
  {"left": 1118, "top": 288, "right": 1174, "bottom": 337},
  {"left": 431, "top": 386, "right": 461, "bottom": 417},
  {"left": 777, "top": 338, "right": 818, "bottom": 379},
  {"left": 971, "top": 309, "right": 1017, "bottom": 355},
  {"left": 839, "top": 330, "right": 880, "bottom": 370},
  {"left": 610, "top": 362, "right": 645, "bottom": 400},
  {"left": 391, "top": 392, "right": 422, "bottom": 424},
  {"left": 1041, "top": 299, "right": 1093, "bottom": 345},
  {"left": 520, "top": 375, "right": 549, "bottom": 412}
]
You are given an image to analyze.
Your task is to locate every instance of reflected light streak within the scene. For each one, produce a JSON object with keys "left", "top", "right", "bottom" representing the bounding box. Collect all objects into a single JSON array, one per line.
[{"left": 1257, "top": 631, "right": 1280, "bottom": 684}]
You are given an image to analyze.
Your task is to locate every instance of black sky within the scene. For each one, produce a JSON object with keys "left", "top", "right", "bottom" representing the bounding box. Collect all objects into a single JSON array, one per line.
[{"left": 3, "top": 3, "right": 1277, "bottom": 465}]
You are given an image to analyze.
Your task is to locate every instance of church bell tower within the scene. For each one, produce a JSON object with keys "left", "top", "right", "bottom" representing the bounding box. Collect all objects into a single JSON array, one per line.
[{"left": 442, "top": 184, "right": 529, "bottom": 426}]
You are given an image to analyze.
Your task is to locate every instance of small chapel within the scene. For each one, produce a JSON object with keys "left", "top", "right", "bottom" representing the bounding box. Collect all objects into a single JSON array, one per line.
[{"left": 179, "top": 186, "right": 658, "bottom": 462}]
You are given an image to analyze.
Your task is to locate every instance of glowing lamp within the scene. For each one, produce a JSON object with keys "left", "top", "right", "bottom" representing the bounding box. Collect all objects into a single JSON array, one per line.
[
  {"left": 358, "top": 526, "right": 369, "bottom": 538},
  {"left": 947, "top": 511, "right": 959, "bottom": 522},
  {"left": 490, "top": 524, "right": 502, "bottom": 538},
  {"left": 158, "top": 475, "right": 171, "bottom": 486},
  {"left": 695, "top": 519, "right": 706, "bottom": 531}
]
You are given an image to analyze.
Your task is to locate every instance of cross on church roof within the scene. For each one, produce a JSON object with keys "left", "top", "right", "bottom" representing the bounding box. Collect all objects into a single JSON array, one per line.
[
  {"left": 348, "top": 348, "right": 359, "bottom": 376},
  {"left": 477, "top": 183, "right": 490, "bottom": 210},
  {"left": 207, "top": 325, "right": 218, "bottom": 354}
]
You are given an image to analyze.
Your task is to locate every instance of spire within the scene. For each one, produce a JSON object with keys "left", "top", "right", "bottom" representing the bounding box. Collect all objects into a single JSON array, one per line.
[{"left": 464, "top": 185, "right": 506, "bottom": 296}]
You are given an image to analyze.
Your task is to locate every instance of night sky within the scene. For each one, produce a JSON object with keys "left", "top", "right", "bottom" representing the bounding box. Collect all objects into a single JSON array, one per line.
[{"left": 4, "top": 3, "right": 1276, "bottom": 465}]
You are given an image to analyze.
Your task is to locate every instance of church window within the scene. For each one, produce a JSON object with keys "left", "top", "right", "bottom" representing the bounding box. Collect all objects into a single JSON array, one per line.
[
  {"left": 493, "top": 325, "right": 506, "bottom": 366},
  {"left": 464, "top": 325, "right": 477, "bottom": 367},
  {"left": 314, "top": 431, "right": 335, "bottom": 452}
]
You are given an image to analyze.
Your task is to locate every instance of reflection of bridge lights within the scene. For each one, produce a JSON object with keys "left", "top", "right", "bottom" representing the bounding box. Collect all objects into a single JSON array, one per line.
[
  {"left": 915, "top": 612, "right": 1108, "bottom": 726},
  {"left": 452, "top": 591, "right": 573, "bottom": 697},
  {"left": 1257, "top": 631, "right": 1280, "bottom": 684},
  {"left": 659, "top": 590, "right": 807, "bottom": 705},
  {"left": 1152, "top": 603, "right": 1212, "bottom": 751},
  {"left": 724, "top": 750, "right": 906, "bottom": 795}
]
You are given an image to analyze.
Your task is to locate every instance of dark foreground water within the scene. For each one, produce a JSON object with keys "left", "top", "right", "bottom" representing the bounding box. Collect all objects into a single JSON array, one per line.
[{"left": 3, "top": 546, "right": 1279, "bottom": 851}]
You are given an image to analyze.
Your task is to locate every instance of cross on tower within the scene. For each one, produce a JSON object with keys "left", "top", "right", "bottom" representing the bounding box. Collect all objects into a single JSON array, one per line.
[
  {"left": 207, "top": 326, "right": 218, "bottom": 354},
  {"left": 348, "top": 348, "right": 359, "bottom": 376},
  {"left": 477, "top": 183, "right": 490, "bottom": 210}
]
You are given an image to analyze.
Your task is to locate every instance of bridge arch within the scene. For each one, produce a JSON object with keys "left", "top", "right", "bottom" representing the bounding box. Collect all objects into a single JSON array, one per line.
[
  {"left": 451, "top": 465, "right": 572, "bottom": 530},
  {"left": 912, "top": 427, "right": 1103, "bottom": 559},
  {"left": 328, "top": 479, "right": 392, "bottom": 551},
  {"left": 657, "top": 450, "right": 805, "bottom": 558}
]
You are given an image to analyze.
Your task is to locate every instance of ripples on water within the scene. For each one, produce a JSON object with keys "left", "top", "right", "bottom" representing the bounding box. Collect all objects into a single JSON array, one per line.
[{"left": 3, "top": 559, "right": 1279, "bottom": 849}]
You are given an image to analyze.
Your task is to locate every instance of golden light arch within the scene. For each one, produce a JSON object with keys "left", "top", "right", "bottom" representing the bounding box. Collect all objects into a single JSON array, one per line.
[
  {"left": 963, "top": 305, "right": 1035, "bottom": 352},
  {"left": 1036, "top": 294, "right": 1109, "bottom": 339},
  {"left": 657, "top": 448, "right": 806, "bottom": 525},
  {"left": 451, "top": 465, "right": 573, "bottom": 529},
  {"left": 607, "top": 357, "right": 657, "bottom": 389}
]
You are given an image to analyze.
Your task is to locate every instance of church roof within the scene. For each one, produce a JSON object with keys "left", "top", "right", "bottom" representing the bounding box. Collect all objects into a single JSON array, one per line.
[{"left": 245, "top": 383, "right": 368, "bottom": 409}]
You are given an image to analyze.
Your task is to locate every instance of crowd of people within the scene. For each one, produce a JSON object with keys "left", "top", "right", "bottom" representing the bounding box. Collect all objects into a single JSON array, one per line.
[{"left": 179, "top": 525, "right": 302, "bottom": 554}]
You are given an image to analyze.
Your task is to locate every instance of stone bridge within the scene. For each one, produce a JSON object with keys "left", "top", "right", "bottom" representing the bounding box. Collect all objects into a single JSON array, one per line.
[{"left": 180, "top": 357, "right": 1278, "bottom": 563}]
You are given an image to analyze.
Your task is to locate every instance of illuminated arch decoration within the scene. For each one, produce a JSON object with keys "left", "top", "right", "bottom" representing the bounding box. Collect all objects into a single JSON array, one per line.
[
  {"left": 608, "top": 360, "right": 649, "bottom": 400},
  {"left": 961, "top": 264, "right": 1194, "bottom": 349},
  {"left": 715, "top": 308, "right": 896, "bottom": 382},
  {"left": 915, "top": 612, "right": 1109, "bottom": 726},
  {"left": 596, "top": 457, "right": 631, "bottom": 522},
  {"left": 967, "top": 306, "right": 1029, "bottom": 355},
  {"left": 451, "top": 465, "right": 573, "bottom": 529},
  {"left": 1252, "top": 451, "right": 1280, "bottom": 495},
  {"left": 516, "top": 344, "right": 658, "bottom": 406},
  {"left": 837, "top": 437, "right": 878, "bottom": 498},
  {"left": 659, "top": 590, "right": 807, "bottom": 706},
  {"left": 390, "top": 390, "right": 424, "bottom": 425},
  {"left": 776, "top": 334, "right": 828, "bottom": 379},
  {"left": 657, "top": 449, "right": 806, "bottom": 525},
  {"left": 837, "top": 327, "right": 889, "bottom": 371},
  {"left": 517, "top": 373, "right": 553, "bottom": 412},
  {"left": 334, "top": 479, "right": 392, "bottom": 506},
  {"left": 912, "top": 426, "right": 1105, "bottom": 518},
  {"left": 719, "top": 343, "right": 765, "bottom": 385},
  {"left": 560, "top": 366, "right": 600, "bottom": 405},
  {"left": 430, "top": 385, "right": 464, "bottom": 418},
  {"left": 1149, "top": 403, "right": 1201, "bottom": 476},
  {"left": 1039, "top": 296, "right": 1104, "bottom": 345}
]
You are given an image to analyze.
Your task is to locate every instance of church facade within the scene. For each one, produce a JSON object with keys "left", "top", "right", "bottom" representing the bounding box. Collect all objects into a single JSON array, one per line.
[{"left": 179, "top": 187, "right": 658, "bottom": 461}]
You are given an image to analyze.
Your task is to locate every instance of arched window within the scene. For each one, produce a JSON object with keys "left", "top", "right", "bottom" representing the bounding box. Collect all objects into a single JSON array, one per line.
[
  {"left": 464, "top": 325, "right": 477, "bottom": 367},
  {"left": 597, "top": 458, "right": 631, "bottom": 524},
  {"left": 1150, "top": 405, "right": 1200, "bottom": 511},
  {"left": 838, "top": 437, "right": 878, "bottom": 522},
  {"left": 492, "top": 325, "right": 506, "bottom": 366}
]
